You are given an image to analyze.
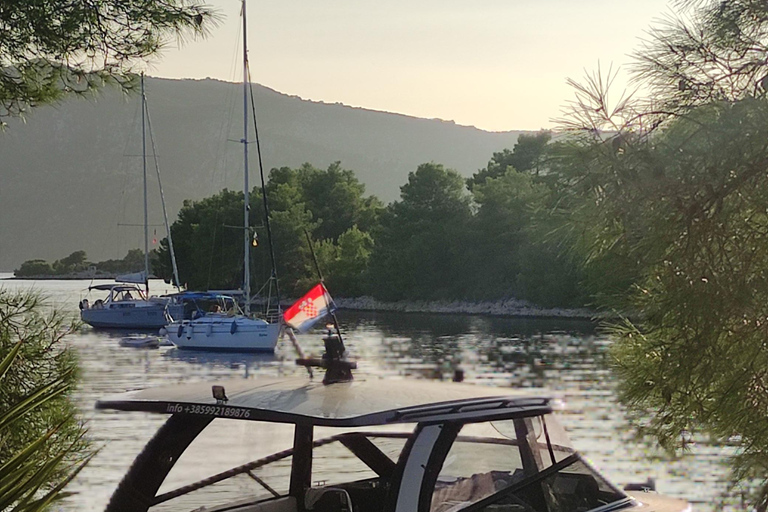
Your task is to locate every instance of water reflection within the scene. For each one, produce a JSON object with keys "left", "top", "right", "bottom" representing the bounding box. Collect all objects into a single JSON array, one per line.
[
  {"left": 163, "top": 348, "right": 280, "bottom": 378},
  {"left": 0, "top": 277, "right": 730, "bottom": 509}
]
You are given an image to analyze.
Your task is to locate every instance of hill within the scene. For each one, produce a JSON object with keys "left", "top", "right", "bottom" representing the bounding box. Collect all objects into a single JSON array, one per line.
[{"left": 0, "top": 77, "right": 525, "bottom": 270}]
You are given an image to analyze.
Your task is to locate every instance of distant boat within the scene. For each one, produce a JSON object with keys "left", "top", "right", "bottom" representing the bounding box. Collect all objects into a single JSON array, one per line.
[
  {"left": 119, "top": 333, "right": 163, "bottom": 349},
  {"left": 165, "top": 0, "right": 282, "bottom": 352},
  {"left": 79, "top": 75, "right": 182, "bottom": 330},
  {"left": 80, "top": 283, "right": 181, "bottom": 329}
]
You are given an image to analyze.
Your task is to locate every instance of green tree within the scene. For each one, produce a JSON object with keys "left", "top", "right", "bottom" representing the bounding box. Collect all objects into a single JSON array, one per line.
[
  {"left": 0, "top": 0, "right": 216, "bottom": 125},
  {"left": 312, "top": 226, "right": 375, "bottom": 297},
  {"left": 267, "top": 162, "right": 382, "bottom": 242},
  {"left": 469, "top": 170, "right": 543, "bottom": 299},
  {"left": 467, "top": 131, "right": 552, "bottom": 191},
  {"left": 156, "top": 189, "right": 248, "bottom": 291},
  {"left": 118, "top": 249, "right": 145, "bottom": 274},
  {"left": 263, "top": 162, "right": 382, "bottom": 296},
  {"left": 267, "top": 203, "right": 316, "bottom": 297},
  {"left": 559, "top": 1, "right": 768, "bottom": 504},
  {"left": 155, "top": 163, "right": 383, "bottom": 296},
  {"left": 57, "top": 251, "right": 87, "bottom": 272},
  {"left": 369, "top": 163, "right": 472, "bottom": 300},
  {"left": 14, "top": 260, "right": 54, "bottom": 278},
  {"left": 0, "top": 289, "right": 91, "bottom": 511}
]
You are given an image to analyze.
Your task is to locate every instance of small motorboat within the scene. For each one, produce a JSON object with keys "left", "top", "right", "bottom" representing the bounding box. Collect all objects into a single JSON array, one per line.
[
  {"left": 118, "top": 335, "right": 163, "bottom": 349},
  {"left": 96, "top": 329, "right": 690, "bottom": 512}
]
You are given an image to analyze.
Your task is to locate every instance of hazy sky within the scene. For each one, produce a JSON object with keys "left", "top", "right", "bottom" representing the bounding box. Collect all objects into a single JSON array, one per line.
[{"left": 146, "top": 0, "right": 672, "bottom": 132}]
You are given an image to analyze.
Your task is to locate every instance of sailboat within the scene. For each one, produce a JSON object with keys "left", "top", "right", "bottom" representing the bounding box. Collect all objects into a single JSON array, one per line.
[
  {"left": 80, "top": 75, "right": 183, "bottom": 330},
  {"left": 164, "top": 0, "right": 282, "bottom": 352}
]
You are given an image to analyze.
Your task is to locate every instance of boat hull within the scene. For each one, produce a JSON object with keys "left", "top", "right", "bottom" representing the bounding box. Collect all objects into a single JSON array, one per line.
[
  {"left": 166, "top": 315, "right": 280, "bottom": 352},
  {"left": 81, "top": 303, "right": 176, "bottom": 329}
]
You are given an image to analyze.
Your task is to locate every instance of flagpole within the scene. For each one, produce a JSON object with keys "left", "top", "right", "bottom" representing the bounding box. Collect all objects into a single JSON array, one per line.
[{"left": 304, "top": 229, "right": 345, "bottom": 351}]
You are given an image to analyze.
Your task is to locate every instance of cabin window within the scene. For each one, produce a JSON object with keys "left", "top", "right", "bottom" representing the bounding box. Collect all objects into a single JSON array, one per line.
[
  {"left": 150, "top": 419, "right": 295, "bottom": 511},
  {"left": 427, "top": 414, "right": 627, "bottom": 512}
]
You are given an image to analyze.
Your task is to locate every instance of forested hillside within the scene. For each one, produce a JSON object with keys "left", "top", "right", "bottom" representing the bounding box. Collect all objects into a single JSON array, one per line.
[{"left": 0, "top": 76, "right": 524, "bottom": 270}]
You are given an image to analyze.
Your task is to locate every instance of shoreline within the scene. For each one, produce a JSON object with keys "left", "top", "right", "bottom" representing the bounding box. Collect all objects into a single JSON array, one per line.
[
  {"left": 332, "top": 296, "right": 598, "bottom": 320},
  {"left": 3, "top": 274, "right": 125, "bottom": 280},
  {"left": 1, "top": 276, "right": 600, "bottom": 320}
]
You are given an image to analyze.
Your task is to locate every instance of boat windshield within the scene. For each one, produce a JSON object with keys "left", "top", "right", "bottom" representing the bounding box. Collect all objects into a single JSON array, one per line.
[
  {"left": 148, "top": 420, "right": 414, "bottom": 512},
  {"left": 150, "top": 419, "right": 295, "bottom": 511},
  {"left": 429, "top": 414, "right": 631, "bottom": 512}
]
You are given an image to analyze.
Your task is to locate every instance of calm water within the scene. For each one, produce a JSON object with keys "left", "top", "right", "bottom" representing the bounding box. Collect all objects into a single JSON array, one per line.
[{"left": 1, "top": 276, "right": 734, "bottom": 510}]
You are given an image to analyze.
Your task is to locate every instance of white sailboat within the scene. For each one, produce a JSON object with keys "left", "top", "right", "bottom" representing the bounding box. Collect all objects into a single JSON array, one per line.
[
  {"left": 165, "top": 0, "right": 282, "bottom": 352},
  {"left": 80, "top": 75, "right": 183, "bottom": 329}
]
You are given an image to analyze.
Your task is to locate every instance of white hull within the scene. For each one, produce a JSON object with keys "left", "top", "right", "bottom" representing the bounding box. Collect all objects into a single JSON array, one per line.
[
  {"left": 166, "top": 314, "right": 281, "bottom": 352},
  {"left": 81, "top": 300, "right": 182, "bottom": 330}
]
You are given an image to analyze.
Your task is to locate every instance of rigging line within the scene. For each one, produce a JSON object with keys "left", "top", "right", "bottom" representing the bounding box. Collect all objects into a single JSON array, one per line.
[
  {"left": 206, "top": 219, "right": 219, "bottom": 292},
  {"left": 208, "top": 20, "right": 243, "bottom": 197},
  {"left": 113, "top": 92, "right": 145, "bottom": 261},
  {"left": 143, "top": 89, "right": 182, "bottom": 290},
  {"left": 205, "top": 3, "right": 244, "bottom": 200},
  {"left": 247, "top": 65, "right": 282, "bottom": 314},
  {"left": 202, "top": 37, "right": 241, "bottom": 293},
  {"left": 196, "top": 1, "right": 244, "bottom": 293}
]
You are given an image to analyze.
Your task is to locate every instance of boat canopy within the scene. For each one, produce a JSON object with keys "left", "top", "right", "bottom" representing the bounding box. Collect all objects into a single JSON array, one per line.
[
  {"left": 96, "top": 377, "right": 551, "bottom": 427},
  {"left": 88, "top": 284, "right": 143, "bottom": 292}
]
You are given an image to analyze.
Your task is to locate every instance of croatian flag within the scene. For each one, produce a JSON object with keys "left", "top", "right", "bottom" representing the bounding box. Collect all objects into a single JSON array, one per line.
[{"left": 284, "top": 283, "right": 335, "bottom": 332}]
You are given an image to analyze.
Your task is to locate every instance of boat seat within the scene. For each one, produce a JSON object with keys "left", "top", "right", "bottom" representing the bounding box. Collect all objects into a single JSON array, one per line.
[
  {"left": 210, "top": 496, "right": 298, "bottom": 512},
  {"left": 306, "top": 488, "right": 353, "bottom": 512}
]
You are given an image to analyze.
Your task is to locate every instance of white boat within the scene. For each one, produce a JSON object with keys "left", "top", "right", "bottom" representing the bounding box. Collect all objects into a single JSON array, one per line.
[
  {"left": 80, "top": 283, "right": 181, "bottom": 330},
  {"left": 165, "top": 1, "right": 282, "bottom": 352},
  {"left": 80, "top": 75, "right": 183, "bottom": 330},
  {"left": 96, "top": 331, "right": 690, "bottom": 512},
  {"left": 165, "top": 292, "right": 280, "bottom": 353}
]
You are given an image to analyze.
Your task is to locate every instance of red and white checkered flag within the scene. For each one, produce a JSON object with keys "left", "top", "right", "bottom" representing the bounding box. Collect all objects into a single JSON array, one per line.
[{"left": 284, "top": 283, "right": 334, "bottom": 332}]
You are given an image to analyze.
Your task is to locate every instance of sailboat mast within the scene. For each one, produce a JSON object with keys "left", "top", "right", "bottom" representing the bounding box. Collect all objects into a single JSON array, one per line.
[
  {"left": 141, "top": 73, "right": 150, "bottom": 297},
  {"left": 242, "top": 0, "right": 251, "bottom": 315}
]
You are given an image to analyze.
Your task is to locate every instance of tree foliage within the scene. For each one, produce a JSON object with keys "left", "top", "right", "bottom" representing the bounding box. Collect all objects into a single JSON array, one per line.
[
  {"left": 153, "top": 151, "right": 593, "bottom": 308},
  {"left": 467, "top": 131, "right": 552, "bottom": 191},
  {"left": 0, "top": 289, "right": 92, "bottom": 511},
  {"left": 559, "top": 1, "right": 768, "bottom": 506},
  {"left": 14, "top": 249, "right": 148, "bottom": 277},
  {"left": 0, "top": 0, "right": 217, "bottom": 124},
  {"left": 634, "top": 0, "right": 768, "bottom": 116},
  {"left": 155, "top": 163, "right": 382, "bottom": 297},
  {"left": 13, "top": 260, "right": 54, "bottom": 278},
  {"left": 157, "top": 188, "right": 248, "bottom": 291},
  {"left": 368, "top": 163, "right": 473, "bottom": 300}
]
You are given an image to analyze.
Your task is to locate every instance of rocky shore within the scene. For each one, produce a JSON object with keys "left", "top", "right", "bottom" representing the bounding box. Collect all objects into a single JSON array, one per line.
[
  {"left": 1, "top": 274, "right": 600, "bottom": 320},
  {"left": 329, "top": 296, "right": 598, "bottom": 320}
]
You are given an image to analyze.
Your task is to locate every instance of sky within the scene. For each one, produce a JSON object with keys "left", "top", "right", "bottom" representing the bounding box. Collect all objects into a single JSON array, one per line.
[{"left": 145, "top": 0, "right": 673, "bottom": 132}]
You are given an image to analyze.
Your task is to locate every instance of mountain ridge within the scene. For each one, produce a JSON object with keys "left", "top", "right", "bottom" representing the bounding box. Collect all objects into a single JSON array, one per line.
[{"left": 0, "top": 76, "right": 527, "bottom": 270}]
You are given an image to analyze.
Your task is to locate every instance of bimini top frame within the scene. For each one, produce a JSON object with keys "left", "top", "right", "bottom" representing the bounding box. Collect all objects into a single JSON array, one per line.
[{"left": 95, "top": 376, "right": 552, "bottom": 427}]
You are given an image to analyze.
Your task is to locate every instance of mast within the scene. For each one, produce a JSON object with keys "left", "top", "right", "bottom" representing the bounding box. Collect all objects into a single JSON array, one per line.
[
  {"left": 141, "top": 73, "right": 150, "bottom": 297},
  {"left": 142, "top": 90, "right": 182, "bottom": 291},
  {"left": 242, "top": 0, "right": 251, "bottom": 315}
]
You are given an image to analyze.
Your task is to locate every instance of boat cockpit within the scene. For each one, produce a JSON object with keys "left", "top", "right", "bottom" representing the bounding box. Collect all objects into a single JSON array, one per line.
[
  {"left": 96, "top": 377, "right": 676, "bottom": 512},
  {"left": 80, "top": 284, "right": 148, "bottom": 310}
]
